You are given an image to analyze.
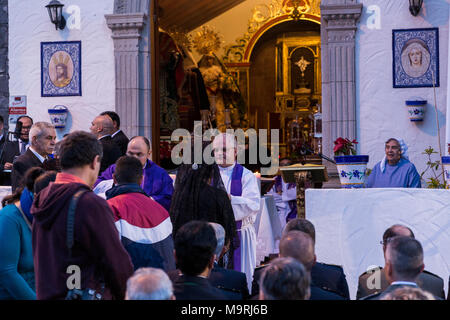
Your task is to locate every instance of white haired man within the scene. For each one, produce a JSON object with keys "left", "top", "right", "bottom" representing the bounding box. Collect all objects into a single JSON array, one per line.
[
  {"left": 208, "top": 222, "right": 249, "bottom": 300},
  {"left": 11, "top": 122, "right": 56, "bottom": 191},
  {"left": 126, "top": 268, "right": 175, "bottom": 300},
  {"left": 212, "top": 132, "right": 260, "bottom": 292}
]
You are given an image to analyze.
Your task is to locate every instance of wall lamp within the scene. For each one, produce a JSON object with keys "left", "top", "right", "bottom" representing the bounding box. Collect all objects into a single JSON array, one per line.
[
  {"left": 409, "top": 0, "right": 423, "bottom": 16},
  {"left": 46, "top": 0, "right": 66, "bottom": 30}
]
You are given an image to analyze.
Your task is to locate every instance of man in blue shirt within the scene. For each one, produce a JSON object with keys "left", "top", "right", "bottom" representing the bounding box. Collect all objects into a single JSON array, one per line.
[{"left": 366, "top": 138, "right": 421, "bottom": 188}]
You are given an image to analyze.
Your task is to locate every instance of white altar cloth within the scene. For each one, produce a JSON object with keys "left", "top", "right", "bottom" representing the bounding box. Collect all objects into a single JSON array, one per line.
[{"left": 306, "top": 188, "right": 450, "bottom": 299}]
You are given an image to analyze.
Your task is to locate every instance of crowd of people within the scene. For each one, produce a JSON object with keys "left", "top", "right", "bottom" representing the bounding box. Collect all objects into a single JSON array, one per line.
[{"left": 0, "top": 112, "right": 448, "bottom": 300}]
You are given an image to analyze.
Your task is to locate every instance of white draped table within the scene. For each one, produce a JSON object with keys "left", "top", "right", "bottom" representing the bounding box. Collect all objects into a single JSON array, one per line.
[
  {"left": 0, "top": 186, "right": 11, "bottom": 203},
  {"left": 254, "top": 195, "right": 283, "bottom": 266},
  {"left": 306, "top": 188, "right": 450, "bottom": 299}
]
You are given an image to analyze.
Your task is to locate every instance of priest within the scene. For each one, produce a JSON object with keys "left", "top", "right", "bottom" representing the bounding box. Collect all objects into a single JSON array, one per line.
[
  {"left": 212, "top": 132, "right": 260, "bottom": 291},
  {"left": 94, "top": 136, "right": 174, "bottom": 211}
]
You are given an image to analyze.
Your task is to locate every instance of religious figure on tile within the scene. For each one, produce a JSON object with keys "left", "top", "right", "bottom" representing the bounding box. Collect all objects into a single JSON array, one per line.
[
  {"left": 50, "top": 51, "right": 73, "bottom": 88},
  {"left": 401, "top": 39, "right": 431, "bottom": 78}
]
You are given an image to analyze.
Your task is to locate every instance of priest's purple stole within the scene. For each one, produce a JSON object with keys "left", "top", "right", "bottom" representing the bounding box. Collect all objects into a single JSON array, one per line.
[{"left": 230, "top": 163, "right": 244, "bottom": 272}]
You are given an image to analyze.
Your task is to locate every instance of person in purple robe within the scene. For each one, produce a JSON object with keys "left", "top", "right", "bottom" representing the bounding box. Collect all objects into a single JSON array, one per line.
[
  {"left": 94, "top": 136, "right": 174, "bottom": 211},
  {"left": 365, "top": 138, "right": 421, "bottom": 188}
]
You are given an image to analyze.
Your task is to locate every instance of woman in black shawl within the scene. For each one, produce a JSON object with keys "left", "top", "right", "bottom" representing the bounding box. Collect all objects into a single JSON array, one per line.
[{"left": 170, "top": 158, "right": 237, "bottom": 269}]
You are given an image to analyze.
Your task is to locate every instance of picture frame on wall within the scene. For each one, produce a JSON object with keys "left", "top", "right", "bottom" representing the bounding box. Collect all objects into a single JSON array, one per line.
[
  {"left": 41, "top": 41, "right": 81, "bottom": 97},
  {"left": 392, "top": 28, "right": 439, "bottom": 88}
]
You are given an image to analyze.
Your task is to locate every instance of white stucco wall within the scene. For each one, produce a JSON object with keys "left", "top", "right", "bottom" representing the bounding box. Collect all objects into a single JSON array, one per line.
[
  {"left": 9, "top": 0, "right": 115, "bottom": 139},
  {"left": 357, "top": 0, "right": 449, "bottom": 178}
]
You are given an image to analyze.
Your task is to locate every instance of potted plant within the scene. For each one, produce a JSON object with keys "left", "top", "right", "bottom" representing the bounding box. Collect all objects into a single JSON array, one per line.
[{"left": 333, "top": 138, "right": 369, "bottom": 188}]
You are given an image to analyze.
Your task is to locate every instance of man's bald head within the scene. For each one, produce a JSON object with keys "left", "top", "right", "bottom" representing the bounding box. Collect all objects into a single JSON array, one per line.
[
  {"left": 382, "top": 224, "right": 415, "bottom": 252},
  {"left": 90, "top": 115, "right": 115, "bottom": 137},
  {"left": 279, "top": 230, "right": 316, "bottom": 272},
  {"left": 213, "top": 133, "right": 237, "bottom": 167},
  {"left": 282, "top": 218, "right": 316, "bottom": 243}
]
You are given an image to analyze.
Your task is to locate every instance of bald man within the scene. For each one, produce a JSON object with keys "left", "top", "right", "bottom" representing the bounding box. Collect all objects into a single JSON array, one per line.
[
  {"left": 357, "top": 224, "right": 445, "bottom": 299},
  {"left": 90, "top": 115, "right": 122, "bottom": 173},
  {"left": 94, "top": 136, "right": 173, "bottom": 211},
  {"left": 213, "top": 132, "right": 260, "bottom": 292},
  {"left": 279, "top": 231, "right": 345, "bottom": 300}
]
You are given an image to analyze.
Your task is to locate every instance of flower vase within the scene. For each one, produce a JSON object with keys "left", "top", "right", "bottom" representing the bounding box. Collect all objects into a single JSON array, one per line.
[
  {"left": 334, "top": 155, "right": 369, "bottom": 188},
  {"left": 442, "top": 156, "right": 450, "bottom": 189}
]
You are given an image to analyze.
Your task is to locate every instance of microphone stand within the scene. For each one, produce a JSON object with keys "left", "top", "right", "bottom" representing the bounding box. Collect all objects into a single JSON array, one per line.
[{"left": 302, "top": 145, "right": 336, "bottom": 165}]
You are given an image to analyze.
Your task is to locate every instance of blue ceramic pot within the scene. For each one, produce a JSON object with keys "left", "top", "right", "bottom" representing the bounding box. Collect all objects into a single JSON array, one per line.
[
  {"left": 334, "top": 155, "right": 370, "bottom": 188},
  {"left": 442, "top": 156, "right": 450, "bottom": 189},
  {"left": 405, "top": 100, "right": 427, "bottom": 122}
]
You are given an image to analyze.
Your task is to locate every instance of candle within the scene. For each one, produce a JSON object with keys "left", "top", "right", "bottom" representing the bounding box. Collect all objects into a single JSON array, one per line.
[{"left": 254, "top": 171, "right": 261, "bottom": 193}]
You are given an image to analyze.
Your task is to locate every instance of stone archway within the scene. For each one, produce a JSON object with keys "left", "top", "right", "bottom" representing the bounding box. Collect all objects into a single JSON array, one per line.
[
  {"left": 104, "top": 0, "right": 363, "bottom": 169},
  {"left": 223, "top": 0, "right": 363, "bottom": 171}
]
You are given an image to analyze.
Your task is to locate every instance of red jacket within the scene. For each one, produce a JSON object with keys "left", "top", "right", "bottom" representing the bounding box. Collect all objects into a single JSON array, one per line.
[
  {"left": 31, "top": 173, "right": 134, "bottom": 300},
  {"left": 107, "top": 187, "right": 176, "bottom": 271}
]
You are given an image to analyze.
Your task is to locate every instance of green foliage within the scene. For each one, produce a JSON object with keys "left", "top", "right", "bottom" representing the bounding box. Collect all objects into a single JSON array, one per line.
[{"left": 420, "top": 146, "right": 447, "bottom": 189}]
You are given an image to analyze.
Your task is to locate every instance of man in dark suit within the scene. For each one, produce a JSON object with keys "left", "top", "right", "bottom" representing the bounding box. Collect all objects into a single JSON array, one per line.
[
  {"left": 90, "top": 115, "right": 122, "bottom": 174},
  {"left": 279, "top": 230, "right": 345, "bottom": 300},
  {"left": 0, "top": 116, "right": 7, "bottom": 184},
  {"left": 0, "top": 115, "right": 33, "bottom": 185},
  {"left": 11, "top": 122, "right": 56, "bottom": 191},
  {"left": 101, "top": 111, "right": 129, "bottom": 156},
  {"left": 357, "top": 224, "right": 445, "bottom": 299},
  {"left": 0, "top": 116, "right": 6, "bottom": 153},
  {"left": 208, "top": 223, "right": 249, "bottom": 300},
  {"left": 361, "top": 236, "right": 440, "bottom": 300},
  {"left": 251, "top": 218, "right": 350, "bottom": 299},
  {"left": 172, "top": 221, "right": 227, "bottom": 300}
]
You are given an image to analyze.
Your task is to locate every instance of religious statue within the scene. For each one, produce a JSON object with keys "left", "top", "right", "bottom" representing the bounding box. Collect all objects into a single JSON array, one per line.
[
  {"left": 193, "top": 26, "right": 241, "bottom": 132},
  {"left": 198, "top": 54, "right": 228, "bottom": 131}
]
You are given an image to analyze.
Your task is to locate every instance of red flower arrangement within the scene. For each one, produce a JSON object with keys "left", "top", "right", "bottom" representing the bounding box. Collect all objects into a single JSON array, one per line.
[{"left": 334, "top": 137, "right": 358, "bottom": 156}]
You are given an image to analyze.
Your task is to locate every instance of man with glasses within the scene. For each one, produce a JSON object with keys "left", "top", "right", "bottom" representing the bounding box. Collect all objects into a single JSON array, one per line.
[
  {"left": 0, "top": 115, "right": 33, "bottom": 185},
  {"left": 357, "top": 224, "right": 444, "bottom": 299}
]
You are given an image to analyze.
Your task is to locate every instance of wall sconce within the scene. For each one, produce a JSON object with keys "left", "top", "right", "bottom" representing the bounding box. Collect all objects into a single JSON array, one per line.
[
  {"left": 45, "top": 0, "right": 66, "bottom": 30},
  {"left": 409, "top": 0, "right": 423, "bottom": 16}
]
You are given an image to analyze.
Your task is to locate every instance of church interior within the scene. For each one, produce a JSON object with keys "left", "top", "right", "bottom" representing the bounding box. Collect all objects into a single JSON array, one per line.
[{"left": 156, "top": 0, "right": 323, "bottom": 170}]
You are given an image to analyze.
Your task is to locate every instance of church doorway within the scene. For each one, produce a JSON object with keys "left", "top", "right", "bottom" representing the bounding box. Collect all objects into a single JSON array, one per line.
[{"left": 248, "top": 19, "right": 322, "bottom": 163}]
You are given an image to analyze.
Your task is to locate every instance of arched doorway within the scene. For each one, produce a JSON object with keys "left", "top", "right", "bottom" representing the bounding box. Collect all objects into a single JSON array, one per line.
[{"left": 249, "top": 20, "right": 321, "bottom": 160}]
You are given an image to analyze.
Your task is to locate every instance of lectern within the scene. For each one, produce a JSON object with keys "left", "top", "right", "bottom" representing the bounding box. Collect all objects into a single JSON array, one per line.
[{"left": 280, "top": 164, "right": 328, "bottom": 218}]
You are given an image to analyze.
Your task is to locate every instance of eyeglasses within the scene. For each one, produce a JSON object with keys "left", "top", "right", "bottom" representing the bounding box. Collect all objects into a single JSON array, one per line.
[{"left": 379, "top": 237, "right": 393, "bottom": 246}]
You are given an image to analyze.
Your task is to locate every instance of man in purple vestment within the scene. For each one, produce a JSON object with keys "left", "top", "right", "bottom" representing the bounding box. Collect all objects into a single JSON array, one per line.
[
  {"left": 366, "top": 138, "right": 421, "bottom": 188},
  {"left": 95, "top": 136, "right": 174, "bottom": 211}
]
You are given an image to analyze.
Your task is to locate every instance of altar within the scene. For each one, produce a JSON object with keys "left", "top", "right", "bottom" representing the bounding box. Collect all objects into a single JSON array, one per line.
[{"left": 306, "top": 188, "right": 450, "bottom": 299}]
